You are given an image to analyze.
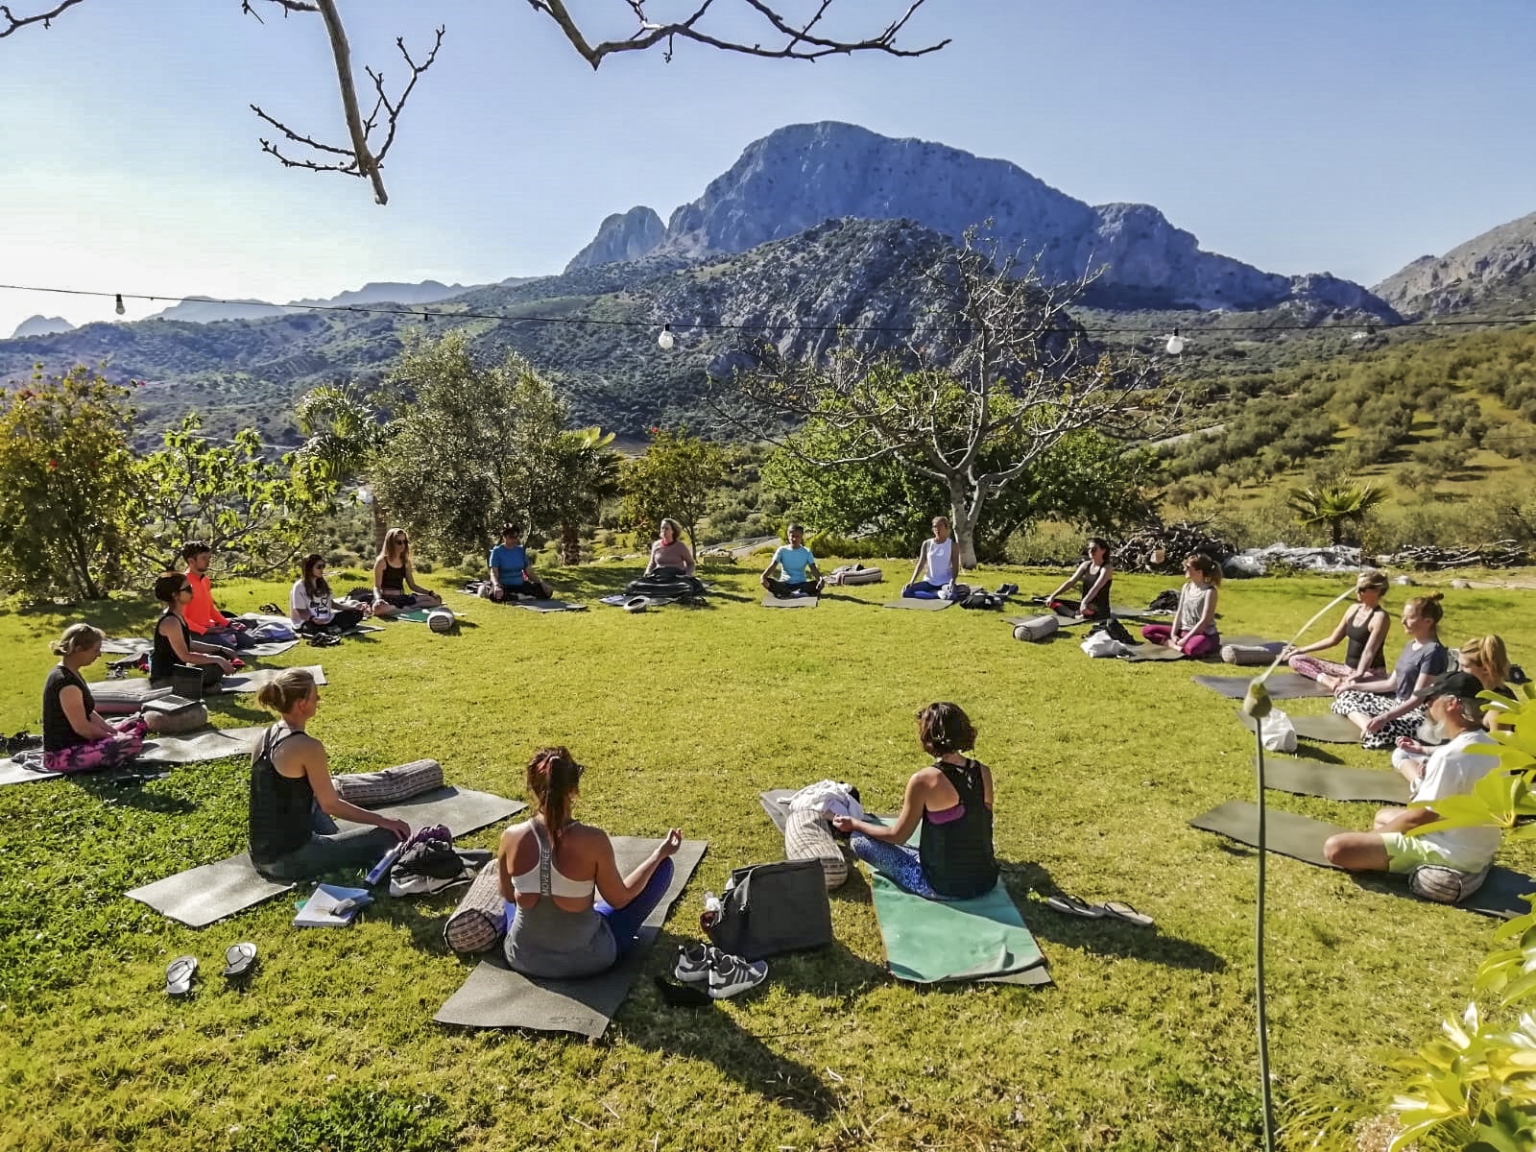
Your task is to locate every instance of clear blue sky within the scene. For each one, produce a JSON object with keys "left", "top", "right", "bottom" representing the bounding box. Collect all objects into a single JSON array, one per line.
[{"left": 1, "top": 0, "right": 1531, "bottom": 335}]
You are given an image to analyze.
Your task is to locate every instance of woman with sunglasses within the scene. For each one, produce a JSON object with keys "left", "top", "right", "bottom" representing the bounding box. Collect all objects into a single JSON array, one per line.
[
  {"left": 370, "top": 527, "right": 441, "bottom": 618},
  {"left": 150, "top": 571, "right": 236, "bottom": 690},
  {"left": 290, "top": 553, "right": 371, "bottom": 635}
]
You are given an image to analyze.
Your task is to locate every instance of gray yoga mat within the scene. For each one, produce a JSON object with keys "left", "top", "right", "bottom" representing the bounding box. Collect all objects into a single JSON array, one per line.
[
  {"left": 517, "top": 600, "right": 587, "bottom": 613},
  {"left": 763, "top": 594, "right": 819, "bottom": 609},
  {"left": 1119, "top": 643, "right": 1187, "bottom": 662},
  {"left": 1189, "top": 800, "right": 1536, "bottom": 919},
  {"left": 91, "top": 665, "right": 329, "bottom": 710},
  {"left": 760, "top": 789, "right": 794, "bottom": 833},
  {"left": 137, "top": 726, "right": 268, "bottom": 766},
  {"left": 128, "top": 787, "right": 525, "bottom": 927},
  {"left": 1194, "top": 672, "right": 1334, "bottom": 700},
  {"left": 101, "top": 634, "right": 300, "bottom": 659},
  {"left": 1262, "top": 757, "right": 1410, "bottom": 803},
  {"left": 434, "top": 837, "right": 708, "bottom": 1038},
  {"left": 0, "top": 757, "right": 59, "bottom": 786},
  {"left": 883, "top": 598, "right": 952, "bottom": 611},
  {"left": 1235, "top": 708, "right": 1363, "bottom": 744}
]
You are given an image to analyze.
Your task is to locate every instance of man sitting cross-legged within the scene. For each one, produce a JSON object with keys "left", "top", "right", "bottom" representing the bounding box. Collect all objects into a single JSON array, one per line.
[
  {"left": 1323, "top": 671, "right": 1500, "bottom": 880},
  {"left": 487, "top": 524, "right": 553, "bottom": 602},
  {"left": 761, "top": 524, "right": 824, "bottom": 599}
]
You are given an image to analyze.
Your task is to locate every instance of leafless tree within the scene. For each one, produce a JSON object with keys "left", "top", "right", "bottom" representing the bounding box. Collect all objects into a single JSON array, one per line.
[
  {"left": 5, "top": 0, "right": 947, "bottom": 205},
  {"left": 711, "top": 235, "right": 1179, "bottom": 568}
]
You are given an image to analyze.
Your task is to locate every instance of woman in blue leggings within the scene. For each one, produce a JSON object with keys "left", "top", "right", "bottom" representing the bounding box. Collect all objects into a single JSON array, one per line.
[
  {"left": 833, "top": 703, "right": 999, "bottom": 900},
  {"left": 497, "top": 747, "right": 682, "bottom": 978}
]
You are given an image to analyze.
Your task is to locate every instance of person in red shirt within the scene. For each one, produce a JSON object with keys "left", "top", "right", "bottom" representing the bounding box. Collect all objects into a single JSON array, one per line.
[{"left": 181, "top": 542, "right": 249, "bottom": 649}]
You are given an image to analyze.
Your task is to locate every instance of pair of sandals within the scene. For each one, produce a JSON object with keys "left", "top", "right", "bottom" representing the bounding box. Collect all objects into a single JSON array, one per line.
[
  {"left": 165, "top": 943, "right": 257, "bottom": 995},
  {"left": 1043, "top": 893, "right": 1155, "bottom": 928}
]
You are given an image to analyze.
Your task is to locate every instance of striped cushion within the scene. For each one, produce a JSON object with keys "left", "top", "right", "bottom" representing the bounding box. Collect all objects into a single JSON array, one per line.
[
  {"left": 1409, "top": 864, "right": 1489, "bottom": 904},
  {"left": 784, "top": 807, "right": 849, "bottom": 889},
  {"left": 829, "top": 565, "right": 883, "bottom": 586},
  {"left": 332, "top": 759, "right": 443, "bottom": 807},
  {"left": 443, "top": 860, "right": 507, "bottom": 954}
]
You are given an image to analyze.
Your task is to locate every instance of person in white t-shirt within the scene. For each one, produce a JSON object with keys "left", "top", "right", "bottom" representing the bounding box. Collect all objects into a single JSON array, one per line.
[
  {"left": 1324, "top": 671, "right": 1501, "bottom": 876},
  {"left": 901, "top": 516, "right": 960, "bottom": 600},
  {"left": 290, "top": 553, "right": 372, "bottom": 635}
]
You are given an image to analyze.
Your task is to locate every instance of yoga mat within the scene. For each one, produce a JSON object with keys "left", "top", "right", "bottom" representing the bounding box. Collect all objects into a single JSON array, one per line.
[
  {"left": 128, "top": 788, "right": 525, "bottom": 927},
  {"left": 217, "top": 665, "right": 329, "bottom": 694},
  {"left": 102, "top": 633, "right": 299, "bottom": 658},
  {"left": 763, "top": 595, "right": 819, "bottom": 609},
  {"left": 1262, "top": 758, "right": 1410, "bottom": 804},
  {"left": 1118, "top": 644, "right": 1187, "bottom": 662},
  {"left": 1235, "top": 709, "right": 1362, "bottom": 744},
  {"left": 137, "top": 726, "right": 269, "bottom": 766},
  {"left": 870, "top": 871, "right": 1050, "bottom": 985},
  {"left": 0, "top": 757, "right": 60, "bottom": 786},
  {"left": 516, "top": 600, "right": 587, "bottom": 613},
  {"left": 759, "top": 789, "right": 793, "bottom": 833},
  {"left": 1193, "top": 672, "right": 1333, "bottom": 700},
  {"left": 883, "top": 598, "right": 953, "bottom": 611},
  {"left": 91, "top": 666, "right": 329, "bottom": 711},
  {"left": 1189, "top": 801, "right": 1536, "bottom": 919},
  {"left": 434, "top": 837, "right": 708, "bottom": 1038}
]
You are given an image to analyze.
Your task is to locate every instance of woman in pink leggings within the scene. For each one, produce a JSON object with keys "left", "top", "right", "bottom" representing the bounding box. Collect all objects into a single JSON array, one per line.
[
  {"left": 41, "top": 624, "right": 147, "bottom": 774},
  {"left": 1141, "top": 553, "right": 1222, "bottom": 658}
]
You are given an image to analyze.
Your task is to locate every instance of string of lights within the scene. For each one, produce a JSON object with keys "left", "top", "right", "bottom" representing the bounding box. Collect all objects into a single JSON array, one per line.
[{"left": 2, "top": 280, "right": 1533, "bottom": 347}]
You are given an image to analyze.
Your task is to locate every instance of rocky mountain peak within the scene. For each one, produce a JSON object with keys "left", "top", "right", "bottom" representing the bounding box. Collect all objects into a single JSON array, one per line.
[
  {"left": 565, "top": 206, "right": 666, "bottom": 272},
  {"left": 10, "top": 315, "right": 75, "bottom": 339},
  {"left": 1374, "top": 211, "right": 1536, "bottom": 317}
]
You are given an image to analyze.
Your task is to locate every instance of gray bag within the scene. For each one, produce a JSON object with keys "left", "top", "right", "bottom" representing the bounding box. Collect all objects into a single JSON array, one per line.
[{"left": 704, "top": 859, "right": 832, "bottom": 961}]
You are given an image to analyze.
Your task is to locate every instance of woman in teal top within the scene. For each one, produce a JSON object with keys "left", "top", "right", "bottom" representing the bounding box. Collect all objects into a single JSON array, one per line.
[{"left": 761, "top": 524, "right": 823, "bottom": 598}]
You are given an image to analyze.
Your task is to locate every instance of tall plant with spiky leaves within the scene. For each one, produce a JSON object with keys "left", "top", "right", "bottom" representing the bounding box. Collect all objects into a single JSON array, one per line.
[{"left": 1286, "top": 481, "right": 1386, "bottom": 546}]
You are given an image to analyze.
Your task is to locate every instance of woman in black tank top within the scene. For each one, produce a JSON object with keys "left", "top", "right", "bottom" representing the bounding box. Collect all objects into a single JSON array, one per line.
[
  {"left": 149, "top": 572, "right": 234, "bottom": 688},
  {"left": 832, "top": 703, "right": 998, "bottom": 900},
  {"left": 247, "top": 668, "right": 410, "bottom": 880},
  {"left": 369, "top": 527, "right": 443, "bottom": 617},
  {"left": 1045, "top": 539, "right": 1114, "bottom": 619},
  {"left": 1283, "top": 569, "right": 1390, "bottom": 690},
  {"left": 40, "top": 623, "right": 149, "bottom": 774}
]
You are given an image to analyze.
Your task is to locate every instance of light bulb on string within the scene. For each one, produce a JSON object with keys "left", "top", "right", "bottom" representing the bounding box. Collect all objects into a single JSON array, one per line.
[
  {"left": 657, "top": 323, "right": 675, "bottom": 351},
  {"left": 1164, "top": 327, "right": 1185, "bottom": 356},
  {"left": 115, "top": 294, "right": 126, "bottom": 317}
]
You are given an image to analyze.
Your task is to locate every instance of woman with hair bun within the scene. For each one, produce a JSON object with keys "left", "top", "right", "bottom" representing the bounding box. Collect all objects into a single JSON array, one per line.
[
  {"left": 40, "top": 624, "right": 148, "bottom": 773},
  {"left": 1332, "top": 592, "right": 1450, "bottom": 749},
  {"left": 247, "top": 668, "right": 410, "bottom": 881},
  {"left": 151, "top": 571, "right": 234, "bottom": 690},
  {"left": 832, "top": 703, "right": 998, "bottom": 901},
  {"left": 497, "top": 748, "right": 681, "bottom": 978},
  {"left": 1283, "top": 569, "right": 1392, "bottom": 689}
]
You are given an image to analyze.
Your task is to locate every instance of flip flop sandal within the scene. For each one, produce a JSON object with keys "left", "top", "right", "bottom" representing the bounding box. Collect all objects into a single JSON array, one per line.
[
  {"left": 165, "top": 955, "right": 198, "bottom": 996},
  {"left": 1044, "top": 894, "right": 1107, "bottom": 919},
  {"left": 258, "top": 603, "right": 280, "bottom": 614},
  {"left": 222, "top": 942, "right": 258, "bottom": 979},
  {"left": 1101, "top": 901, "right": 1155, "bottom": 928}
]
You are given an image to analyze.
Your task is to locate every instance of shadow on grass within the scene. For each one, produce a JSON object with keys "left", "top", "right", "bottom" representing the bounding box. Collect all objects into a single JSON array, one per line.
[
  {"left": 66, "top": 772, "right": 198, "bottom": 815},
  {"left": 1001, "top": 861, "right": 1227, "bottom": 973}
]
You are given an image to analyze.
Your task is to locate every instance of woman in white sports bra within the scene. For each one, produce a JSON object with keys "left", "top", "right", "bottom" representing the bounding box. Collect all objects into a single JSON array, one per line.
[
  {"left": 496, "top": 747, "right": 682, "bottom": 978},
  {"left": 901, "top": 516, "right": 960, "bottom": 599}
]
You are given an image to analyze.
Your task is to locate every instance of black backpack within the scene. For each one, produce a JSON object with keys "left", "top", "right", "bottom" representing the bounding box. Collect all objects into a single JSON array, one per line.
[{"left": 1091, "top": 618, "right": 1136, "bottom": 646}]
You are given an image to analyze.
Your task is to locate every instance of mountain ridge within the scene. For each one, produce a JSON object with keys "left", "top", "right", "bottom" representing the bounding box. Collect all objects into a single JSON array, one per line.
[{"left": 1374, "top": 210, "right": 1536, "bottom": 318}]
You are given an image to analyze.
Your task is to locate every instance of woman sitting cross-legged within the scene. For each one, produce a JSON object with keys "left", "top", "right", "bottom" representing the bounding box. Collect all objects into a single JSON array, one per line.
[
  {"left": 1283, "top": 568, "right": 1391, "bottom": 689},
  {"left": 370, "top": 528, "right": 442, "bottom": 617},
  {"left": 498, "top": 747, "right": 682, "bottom": 978},
  {"left": 645, "top": 519, "right": 695, "bottom": 577},
  {"left": 901, "top": 516, "right": 960, "bottom": 599},
  {"left": 1044, "top": 538, "right": 1115, "bottom": 618},
  {"left": 248, "top": 668, "right": 411, "bottom": 882},
  {"left": 41, "top": 624, "right": 149, "bottom": 774},
  {"left": 1331, "top": 592, "right": 1449, "bottom": 750},
  {"left": 290, "top": 553, "right": 371, "bottom": 635},
  {"left": 1140, "top": 553, "right": 1222, "bottom": 657},
  {"left": 832, "top": 703, "right": 998, "bottom": 901},
  {"left": 151, "top": 571, "right": 236, "bottom": 690}
]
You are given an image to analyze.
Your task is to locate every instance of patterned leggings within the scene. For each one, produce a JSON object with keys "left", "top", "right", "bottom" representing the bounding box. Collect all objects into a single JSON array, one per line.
[
  {"left": 1331, "top": 691, "right": 1426, "bottom": 750},
  {"left": 1140, "top": 625, "right": 1218, "bottom": 658},
  {"left": 1288, "top": 654, "right": 1385, "bottom": 683},
  {"left": 43, "top": 717, "right": 148, "bottom": 774},
  {"left": 850, "top": 833, "right": 944, "bottom": 900}
]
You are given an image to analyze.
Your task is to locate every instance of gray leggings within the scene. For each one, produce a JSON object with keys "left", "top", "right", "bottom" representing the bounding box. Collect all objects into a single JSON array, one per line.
[{"left": 255, "top": 809, "right": 397, "bottom": 881}]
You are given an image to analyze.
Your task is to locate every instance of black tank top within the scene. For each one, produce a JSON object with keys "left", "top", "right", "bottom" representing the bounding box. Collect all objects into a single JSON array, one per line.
[
  {"left": 919, "top": 759, "right": 999, "bottom": 900},
  {"left": 380, "top": 561, "right": 406, "bottom": 593},
  {"left": 1344, "top": 605, "right": 1386, "bottom": 667},
  {"left": 248, "top": 725, "right": 314, "bottom": 865},
  {"left": 1080, "top": 563, "right": 1112, "bottom": 617},
  {"left": 151, "top": 610, "right": 190, "bottom": 681},
  {"left": 42, "top": 665, "right": 94, "bottom": 753}
]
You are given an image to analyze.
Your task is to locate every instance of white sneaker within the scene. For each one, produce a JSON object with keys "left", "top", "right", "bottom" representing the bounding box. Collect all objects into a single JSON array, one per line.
[{"left": 707, "top": 952, "right": 768, "bottom": 999}]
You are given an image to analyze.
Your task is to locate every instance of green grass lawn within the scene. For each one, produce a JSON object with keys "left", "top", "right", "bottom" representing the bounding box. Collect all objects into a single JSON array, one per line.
[{"left": 2, "top": 564, "right": 1533, "bottom": 1151}]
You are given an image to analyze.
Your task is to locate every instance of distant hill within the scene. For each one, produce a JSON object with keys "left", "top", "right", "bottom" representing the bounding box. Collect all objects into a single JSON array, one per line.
[
  {"left": 148, "top": 280, "right": 489, "bottom": 324},
  {"left": 1374, "top": 211, "right": 1536, "bottom": 318},
  {"left": 10, "top": 315, "right": 74, "bottom": 339},
  {"left": 568, "top": 121, "right": 1398, "bottom": 321}
]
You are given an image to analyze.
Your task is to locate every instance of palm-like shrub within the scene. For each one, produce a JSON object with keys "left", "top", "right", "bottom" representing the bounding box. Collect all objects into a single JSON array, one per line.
[{"left": 1286, "top": 481, "right": 1387, "bottom": 546}]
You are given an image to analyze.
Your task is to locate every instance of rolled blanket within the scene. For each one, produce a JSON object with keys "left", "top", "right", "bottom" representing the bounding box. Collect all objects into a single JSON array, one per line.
[
  {"left": 443, "top": 860, "right": 507, "bottom": 953},
  {"left": 1410, "top": 864, "right": 1489, "bottom": 905},
  {"left": 828, "top": 564, "right": 883, "bottom": 586},
  {"left": 1013, "top": 615, "right": 1059, "bottom": 642},
  {"left": 785, "top": 807, "right": 849, "bottom": 890},
  {"left": 144, "top": 703, "right": 210, "bottom": 735},
  {"left": 1222, "top": 643, "right": 1277, "bottom": 666},
  {"left": 332, "top": 759, "right": 444, "bottom": 807}
]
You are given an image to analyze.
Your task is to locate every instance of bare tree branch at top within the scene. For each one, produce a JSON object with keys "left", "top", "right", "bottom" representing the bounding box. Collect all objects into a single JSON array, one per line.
[
  {"left": 710, "top": 232, "right": 1180, "bottom": 567},
  {"left": 2, "top": 1, "right": 947, "bottom": 203},
  {"left": 0, "top": 0, "right": 86, "bottom": 37}
]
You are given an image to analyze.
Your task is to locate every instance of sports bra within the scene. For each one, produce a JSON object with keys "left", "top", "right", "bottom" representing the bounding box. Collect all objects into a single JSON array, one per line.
[{"left": 508, "top": 819, "right": 595, "bottom": 900}]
